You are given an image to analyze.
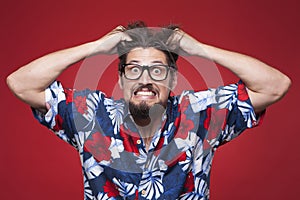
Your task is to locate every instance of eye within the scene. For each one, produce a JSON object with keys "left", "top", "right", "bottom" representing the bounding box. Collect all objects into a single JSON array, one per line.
[
  {"left": 152, "top": 67, "right": 162, "bottom": 75},
  {"left": 130, "top": 66, "right": 141, "bottom": 74}
]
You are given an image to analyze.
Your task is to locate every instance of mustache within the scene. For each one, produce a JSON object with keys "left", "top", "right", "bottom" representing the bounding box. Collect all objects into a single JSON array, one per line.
[{"left": 132, "top": 84, "right": 158, "bottom": 93}]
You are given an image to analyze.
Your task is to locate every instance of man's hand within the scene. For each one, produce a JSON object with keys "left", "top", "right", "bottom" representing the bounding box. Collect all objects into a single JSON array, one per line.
[
  {"left": 93, "top": 25, "right": 131, "bottom": 55},
  {"left": 167, "top": 28, "right": 205, "bottom": 57},
  {"left": 6, "top": 25, "right": 131, "bottom": 112},
  {"left": 167, "top": 28, "right": 291, "bottom": 113}
]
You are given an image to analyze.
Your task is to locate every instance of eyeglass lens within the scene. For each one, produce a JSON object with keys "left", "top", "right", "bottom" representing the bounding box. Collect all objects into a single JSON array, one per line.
[{"left": 124, "top": 64, "right": 169, "bottom": 81}]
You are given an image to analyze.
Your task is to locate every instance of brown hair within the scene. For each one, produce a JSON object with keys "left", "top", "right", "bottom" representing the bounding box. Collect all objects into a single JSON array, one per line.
[{"left": 117, "top": 21, "right": 180, "bottom": 73}]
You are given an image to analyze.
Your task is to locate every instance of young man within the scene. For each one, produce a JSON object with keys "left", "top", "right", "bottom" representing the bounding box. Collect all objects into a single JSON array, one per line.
[{"left": 7, "top": 22, "right": 291, "bottom": 199}]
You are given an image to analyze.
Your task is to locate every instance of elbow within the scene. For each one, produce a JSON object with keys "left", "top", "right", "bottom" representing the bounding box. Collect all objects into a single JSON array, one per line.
[
  {"left": 6, "top": 73, "right": 25, "bottom": 99},
  {"left": 7, "top": 73, "right": 45, "bottom": 110},
  {"left": 7, "top": 74, "right": 17, "bottom": 94},
  {"left": 274, "top": 74, "right": 292, "bottom": 101}
]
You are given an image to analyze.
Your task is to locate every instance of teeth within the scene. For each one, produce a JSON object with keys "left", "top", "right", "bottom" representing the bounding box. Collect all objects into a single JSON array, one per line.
[{"left": 136, "top": 91, "right": 154, "bottom": 96}]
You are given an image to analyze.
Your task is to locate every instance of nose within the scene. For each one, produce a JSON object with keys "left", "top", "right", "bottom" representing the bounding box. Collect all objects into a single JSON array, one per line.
[{"left": 139, "top": 69, "right": 152, "bottom": 84}]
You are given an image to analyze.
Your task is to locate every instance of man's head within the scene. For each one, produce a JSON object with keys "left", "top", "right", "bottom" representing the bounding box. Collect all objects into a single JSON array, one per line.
[
  {"left": 117, "top": 21, "right": 179, "bottom": 121},
  {"left": 117, "top": 21, "right": 179, "bottom": 72}
]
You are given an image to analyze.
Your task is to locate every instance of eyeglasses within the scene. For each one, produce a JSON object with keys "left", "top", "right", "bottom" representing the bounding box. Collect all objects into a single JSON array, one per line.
[{"left": 122, "top": 63, "right": 172, "bottom": 81}]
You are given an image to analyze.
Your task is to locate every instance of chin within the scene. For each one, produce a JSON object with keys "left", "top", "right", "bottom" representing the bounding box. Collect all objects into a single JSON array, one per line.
[
  {"left": 131, "top": 98, "right": 155, "bottom": 106},
  {"left": 131, "top": 98, "right": 165, "bottom": 107}
]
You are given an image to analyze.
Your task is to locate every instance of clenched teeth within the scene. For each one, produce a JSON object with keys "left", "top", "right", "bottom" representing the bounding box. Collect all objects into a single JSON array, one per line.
[{"left": 136, "top": 91, "right": 155, "bottom": 96}]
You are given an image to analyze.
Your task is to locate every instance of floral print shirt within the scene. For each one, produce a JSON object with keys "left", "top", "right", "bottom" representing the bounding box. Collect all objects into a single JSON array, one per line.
[{"left": 33, "top": 81, "right": 263, "bottom": 200}]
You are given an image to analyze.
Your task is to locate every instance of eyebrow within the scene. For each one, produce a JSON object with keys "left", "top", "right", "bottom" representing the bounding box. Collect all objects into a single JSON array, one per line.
[
  {"left": 127, "top": 60, "right": 166, "bottom": 65},
  {"left": 127, "top": 60, "right": 140, "bottom": 64},
  {"left": 152, "top": 60, "right": 165, "bottom": 64}
]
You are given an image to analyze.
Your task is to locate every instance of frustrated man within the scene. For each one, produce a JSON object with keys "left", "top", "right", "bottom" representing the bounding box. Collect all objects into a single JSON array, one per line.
[{"left": 7, "top": 21, "right": 291, "bottom": 199}]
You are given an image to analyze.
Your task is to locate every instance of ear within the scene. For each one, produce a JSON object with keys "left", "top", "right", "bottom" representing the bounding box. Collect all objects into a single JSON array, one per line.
[
  {"left": 170, "top": 72, "right": 178, "bottom": 91},
  {"left": 118, "top": 74, "right": 124, "bottom": 90}
]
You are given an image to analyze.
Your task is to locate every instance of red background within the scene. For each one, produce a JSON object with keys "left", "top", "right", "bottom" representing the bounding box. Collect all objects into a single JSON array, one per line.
[{"left": 1, "top": 0, "right": 299, "bottom": 199}]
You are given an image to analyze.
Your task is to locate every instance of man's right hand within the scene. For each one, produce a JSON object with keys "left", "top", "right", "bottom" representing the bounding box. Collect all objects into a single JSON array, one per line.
[
  {"left": 6, "top": 25, "right": 131, "bottom": 112},
  {"left": 93, "top": 25, "right": 131, "bottom": 55},
  {"left": 166, "top": 28, "right": 206, "bottom": 57}
]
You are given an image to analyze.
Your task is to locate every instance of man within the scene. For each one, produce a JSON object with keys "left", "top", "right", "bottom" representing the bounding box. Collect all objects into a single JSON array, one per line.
[{"left": 7, "top": 21, "right": 291, "bottom": 199}]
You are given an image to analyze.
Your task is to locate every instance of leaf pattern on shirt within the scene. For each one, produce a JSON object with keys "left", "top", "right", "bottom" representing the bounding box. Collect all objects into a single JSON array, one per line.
[{"left": 32, "top": 81, "right": 263, "bottom": 200}]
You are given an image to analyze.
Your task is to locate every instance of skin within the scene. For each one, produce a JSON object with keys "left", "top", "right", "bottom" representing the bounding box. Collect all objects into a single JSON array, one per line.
[
  {"left": 6, "top": 25, "right": 291, "bottom": 136},
  {"left": 169, "top": 29, "right": 291, "bottom": 113},
  {"left": 119, "top": 47, "right": 176, "bottom": 109},
  {"left": 118, "top": 47, "right": 177, "bottom": 149}
]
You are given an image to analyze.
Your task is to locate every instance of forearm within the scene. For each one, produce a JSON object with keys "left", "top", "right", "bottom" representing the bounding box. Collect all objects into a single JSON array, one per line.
[
  {"left": 7, "top": 40, "right": 100, "bottom": 109},
  {"left": 196, "top": 43, "right": 291, "bottom": 111},
  {"left": 199, "top": 44, "right": 285, "bottom": 93},
  {"left": 7, "top": 25, "right": 128, "bottom": 111}
]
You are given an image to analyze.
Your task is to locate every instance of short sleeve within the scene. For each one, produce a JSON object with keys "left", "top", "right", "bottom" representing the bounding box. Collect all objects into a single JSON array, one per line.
[
  {"left": 32, "top": 81, "right": 114, "bottom": 150},
  {"left": 219, "top": 81, "right": 265, "bottom": 145},
  {"left": 32, "top": 81, "right": 78, "bottom": 148},
  {"left": 188, "top": 81, "right": 265, "bottom": 148}
]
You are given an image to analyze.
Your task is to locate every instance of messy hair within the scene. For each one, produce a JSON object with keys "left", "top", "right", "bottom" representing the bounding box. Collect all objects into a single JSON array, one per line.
[{"left": 117, "top": 21, "right": 179, "bottom": 73}]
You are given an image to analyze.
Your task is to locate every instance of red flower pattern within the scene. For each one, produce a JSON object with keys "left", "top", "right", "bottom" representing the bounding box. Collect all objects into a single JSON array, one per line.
[
  {"left": 119, "top": 125, "right": 140, "bottom": 155},
  {"left": 64, "top": 88, "right": 74, "bottom": 104},
  {"left": 173, "top": 96, "right": 194, "bottom": 140},
  {"left": 53, "top": 114, "right": 63, "bottom": 132},
  {"left": 103, "top": 180, "right": 120, "bottom": 197},
  {"left": 74, "top": 96, "right": 88, "bottom": 114},
  {"left": 83, "top": 132, "right": 111, "bottom": 162},
  {"left": 204, "top": 107, "right": 227, "bottom": 148},
  {"left": 183, "top": 171, "right": 194, "bottom": 193},
  {"left": 175, "top": 114, "right": 194, "bottom": 140},
  {"left": 237, "top": 82, "right": 249, "bottom": 101}
]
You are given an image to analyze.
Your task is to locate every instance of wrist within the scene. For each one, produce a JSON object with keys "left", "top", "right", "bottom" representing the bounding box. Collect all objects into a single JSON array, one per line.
[
  {"left": 87, "top": 40, "right": 105, "bottom": 56},
  {"left": 189, "top": 42, "right": 209, "bottom": 58}
]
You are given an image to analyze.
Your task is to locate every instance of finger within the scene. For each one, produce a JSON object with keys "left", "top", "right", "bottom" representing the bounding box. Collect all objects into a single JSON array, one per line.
[
  {"left": 45, "top": 102, "right": 51, "bottom": 111},
  {"left": 115, "top": 25, "right": 126, "bottom": 32},
  {"left": 107, "top": 26, "right": 126, "bottom": 37},
  {"left": 166, "top": 29, "right": 183, "bottom": 46},
  {"left": 121, "top": 33, "right": 132, "bottom": 41}
]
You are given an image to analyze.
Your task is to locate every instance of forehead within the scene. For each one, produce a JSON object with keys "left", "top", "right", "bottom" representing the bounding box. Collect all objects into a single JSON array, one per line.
[{"left": 126, "top": 47, "right": 167, "bottom": 64}]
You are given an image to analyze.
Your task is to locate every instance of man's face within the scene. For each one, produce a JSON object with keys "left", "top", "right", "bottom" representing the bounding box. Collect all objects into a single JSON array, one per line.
[{"left": 119, "top": 47, "right": 177, "bottom": 110}]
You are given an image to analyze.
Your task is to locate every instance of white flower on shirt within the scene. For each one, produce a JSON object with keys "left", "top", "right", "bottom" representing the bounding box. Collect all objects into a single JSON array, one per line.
[
  {"left": 104, "top": 98, "right": 124, "bottom": 135},
  {"left": 139, "top": 167, "right": 164, "bottom": 200},
  {"left": 112, "top": 177, "right": 137, "bottom": 197}
]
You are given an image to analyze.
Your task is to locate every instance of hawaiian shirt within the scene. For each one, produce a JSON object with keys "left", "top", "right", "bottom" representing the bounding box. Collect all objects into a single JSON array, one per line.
[{"left": 33, "top": 80, "right": 263, "bottom": 200}]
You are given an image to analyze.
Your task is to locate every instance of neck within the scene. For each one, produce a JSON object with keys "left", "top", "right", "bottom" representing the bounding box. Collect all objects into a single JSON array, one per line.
[
  {"left": 131, "top": 104, "right": 166, "bottom": 150},
  {"left": 134, "top": 116, "right": 163, "bottom": 151},
  {"left": 133, "top": 114, "right": 163, "bottom": 138}
]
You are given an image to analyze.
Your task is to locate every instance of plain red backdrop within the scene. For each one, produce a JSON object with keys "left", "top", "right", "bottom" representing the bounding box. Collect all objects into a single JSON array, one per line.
[{"left": 1, "top": 0, "right": 299, "bottom": 199}]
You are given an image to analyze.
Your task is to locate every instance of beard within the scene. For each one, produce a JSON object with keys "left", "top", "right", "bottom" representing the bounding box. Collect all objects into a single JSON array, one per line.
[
  {"left": 129, "top": 101, "right": 151, "bottom": 120},
  {"left": 129, "top": 100, "right": 166, "bottom": 126}
]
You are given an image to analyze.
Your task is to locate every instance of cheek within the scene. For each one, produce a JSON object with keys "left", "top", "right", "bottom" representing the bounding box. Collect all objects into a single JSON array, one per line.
[
  {"left": 158, "top": 84, "right": 171, "bottom": 99},
  {"left": 158, "top": 80, "right": 173, "bottom": 92},
  {"left": 121, "top": 82, "right": 134, "bottom": 99}
]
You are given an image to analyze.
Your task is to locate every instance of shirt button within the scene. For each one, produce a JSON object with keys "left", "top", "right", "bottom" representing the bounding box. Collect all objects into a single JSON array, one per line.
[
  {"left": 137, "top": 139, "right": 141, "bottom": 144},
  {"left": 141, "top": 189, "right": 146, "bottom": 195}
]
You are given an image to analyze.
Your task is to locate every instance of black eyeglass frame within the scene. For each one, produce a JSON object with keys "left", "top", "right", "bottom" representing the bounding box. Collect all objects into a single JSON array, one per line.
[{"left": 121, "top": 63, "right": 175, "bottom": 81}]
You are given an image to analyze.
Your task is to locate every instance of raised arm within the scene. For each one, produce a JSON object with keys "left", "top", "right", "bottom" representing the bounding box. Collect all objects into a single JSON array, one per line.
[
  {"left": 6, "top": 26, "right": 129, "bottom": 113},
  {"left": 170, "top": 29, "right": 291, "bottom": 113}
]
